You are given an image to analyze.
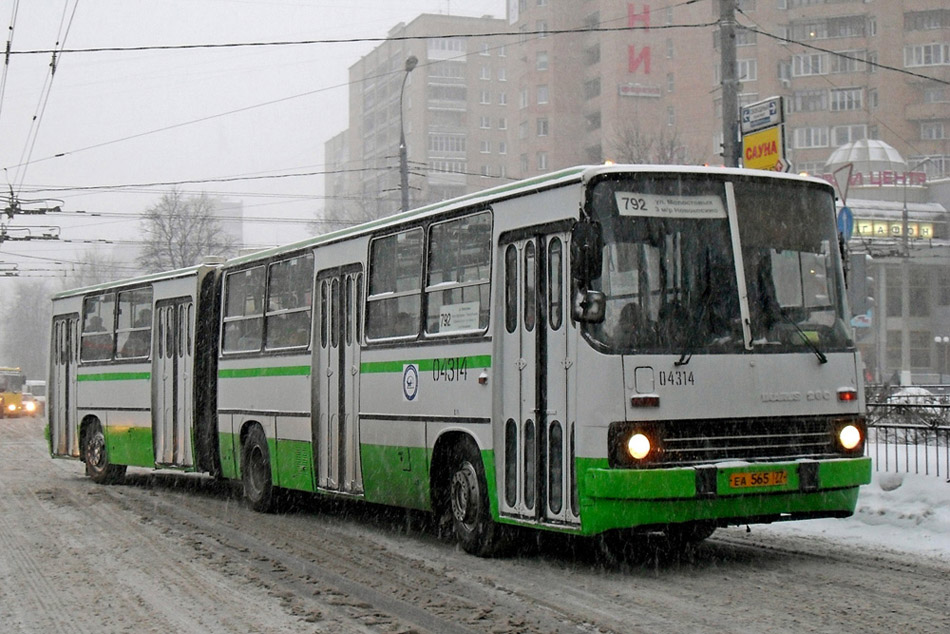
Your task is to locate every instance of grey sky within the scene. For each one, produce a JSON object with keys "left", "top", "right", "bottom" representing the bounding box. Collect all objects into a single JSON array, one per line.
[{"left": 0, "top": 0, "right": 505, "bottom": 276}]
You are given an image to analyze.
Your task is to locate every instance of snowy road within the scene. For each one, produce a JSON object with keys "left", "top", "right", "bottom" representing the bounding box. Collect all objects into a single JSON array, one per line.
[{"left": 2, "top": 416, "right": 947, "bottom": 633}]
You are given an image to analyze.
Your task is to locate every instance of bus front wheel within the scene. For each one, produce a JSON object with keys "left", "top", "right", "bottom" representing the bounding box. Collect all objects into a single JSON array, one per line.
[
  {"left": 83, "top": 422, "right": 126, "bottom": 485},
  {"left": 242, "top": 425, "right": 274, "bottom": 513},
  {"left": 449, "top": 441, "right": 505, "bottom": 557}
]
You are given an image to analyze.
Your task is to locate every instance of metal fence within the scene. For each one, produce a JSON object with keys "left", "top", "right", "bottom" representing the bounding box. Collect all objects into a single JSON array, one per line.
[{"left": 865, "top": 384, "right": 950, "bottom": 480}]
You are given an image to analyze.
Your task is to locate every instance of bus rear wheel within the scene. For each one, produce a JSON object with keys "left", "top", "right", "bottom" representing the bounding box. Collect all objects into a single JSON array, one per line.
[
  {"left": 242, "top": 425, "right": 274, "bottom": 513},
  {"left": 449, "top": 441, "right": 505, "bottom": 557},
  {"left": 83, "top": 422, "right": 126, "bottom": 485}
]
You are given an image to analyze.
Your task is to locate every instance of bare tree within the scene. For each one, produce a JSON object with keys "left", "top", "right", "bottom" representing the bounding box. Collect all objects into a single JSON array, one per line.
[
  {"left": 138, "top": 189, "right": 236, "bottom": 273},
  {"left": 611, "top": 123, "right": 693, "bottom": 165},
  {"left": 62, "top": 246, "right": 126, "bottom": 289}
]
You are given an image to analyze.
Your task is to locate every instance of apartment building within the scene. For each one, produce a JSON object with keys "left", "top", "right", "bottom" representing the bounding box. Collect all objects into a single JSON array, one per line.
[
  {"left": 323, "top": 13, "right": 510, "bottom": 226},
  {"left": 326, "top": 1, "right": 949, "bottom": 211}
]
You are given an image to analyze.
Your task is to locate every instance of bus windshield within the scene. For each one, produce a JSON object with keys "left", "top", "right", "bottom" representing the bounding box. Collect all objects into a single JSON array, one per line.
[
  {"left": 584, "top": 173, "right": 853, "bottom": 356},
  {"left": 0, "top": 369, "right": 26, "bottom": 392}
]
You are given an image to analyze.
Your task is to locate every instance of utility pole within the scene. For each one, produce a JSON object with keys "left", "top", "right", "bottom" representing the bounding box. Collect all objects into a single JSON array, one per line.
[{"left": 719, "top": 0, "right": 740, "bottom": 167}]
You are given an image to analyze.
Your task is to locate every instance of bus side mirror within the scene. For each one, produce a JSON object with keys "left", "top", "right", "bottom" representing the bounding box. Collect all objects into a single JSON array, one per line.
[
  {"left": 570, "top": 220, "right": 606, "bottom": 323},
  {"left": 570, "top": 220, "right": 603, "bottom": 284}
]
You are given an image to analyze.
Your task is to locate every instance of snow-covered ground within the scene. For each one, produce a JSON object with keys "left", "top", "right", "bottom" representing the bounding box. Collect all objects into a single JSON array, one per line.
[{"left": 765, "top": 461, "right": 950, "bottom": 562}]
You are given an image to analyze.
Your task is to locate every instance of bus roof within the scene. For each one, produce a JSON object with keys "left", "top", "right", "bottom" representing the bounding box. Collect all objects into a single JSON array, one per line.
[
  {"left": 51, "top": 264, "right": 213, "bottom": 301},
  {"left": 224, "top": 164, "right": 831, "bottom": 267}
]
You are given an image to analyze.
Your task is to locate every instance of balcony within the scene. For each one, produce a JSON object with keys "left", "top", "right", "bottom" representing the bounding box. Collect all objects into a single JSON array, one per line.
[{"left": 906, "top": 101, "right": 950, "bottom": 121}]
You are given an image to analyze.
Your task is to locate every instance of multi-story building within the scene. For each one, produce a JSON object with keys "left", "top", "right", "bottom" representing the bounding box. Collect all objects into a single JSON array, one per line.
[
  {"left": 327, "top": 2, "right": 949, "bottom": 213},
  {"left": 324, "top": 14, "right": 510, "bottom": 226}
]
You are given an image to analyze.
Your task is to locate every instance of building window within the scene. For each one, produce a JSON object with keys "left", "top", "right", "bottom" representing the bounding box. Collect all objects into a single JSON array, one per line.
[
  {"left": 792, "top": 53, "right": 827, "bottom": 76},
  {"left": 480, "top": 43, "right": 490, "bottom": 56},
  {"left": 586, "top": 111, "right": 601, "bottom": 131},
  {"left": 498, "top": 117, "right": 508, "bottom": 130},
  {"left": 830, "top": 87, "right": 863, "bottom": 111},
  {"left": 667, "top": 106, "right": 675, "bottom": 127},
  {"left": 905, "top": 10, "right": 950, "bottom": 32},
  {"left": 480, "top": 90, "right": 491, "bottom": 105},
  {"left": 737, "top": 58, "right": 758, "bottom": 81},
  {"left": 584, "top": 44, "right": 600, "bottom": 66},
  {"left": 921, "top": 122, "right": 946, "bottom": 140},
  {"left": 584, "top": 78, "right": 601, "bottom": 100},
  {"left": 520, "top": 88, "right": 528, "bottom": 109},
  {"left": 480, "top": 65, "right": 491, "bottom": 80},
  {"left": 833, "top": 124, "right": 867, "bottom": 146},
  {"left": 499, "top": 141, "right": 507, "bottom": 155},
  {"left": 480, "top": 140, "right": 492, "bottom": 154},
  {"left": 520, "top": 154, "right": 528, "bottom": 173},
  {"left": 793, "top": 126, "right": 829, "bottom": 149},
  {"left": 537, "top": 118, "right": 549, "bottom": 136},
  {"left": 537, "top": 152, "right": 548, "bottom": 171},
  {"left": 537, "top": 51, "right": 549, "bottom": 71},
  {"left": 904, "top": 43, "right": 950, "bottom": 67},
  {"left": 831, "top": 50, "right": 868, "bottom": 73},
  {"left": 924, "top": 87, "right": 948, "bottom": 103},
  {"left": 498, "top": 91, "right": 507, "bottom": 105},
  {"left": 519, "top": 121, "right": 527, "bottom": 139},
  {"left": 789, "top": 89, "right": 828, "bottom": 112},
  {"left": 479, "top": 116, "right": 491, "bottom": 129},
  {"left": 667, "top": 73, "right": 674, "bottom": 92},
  {"left": 497, "top": 68, "right": 507, "bottom": 82},
  {"left": 537, "top": 85, "right": 549, "bottom": 104},
  {"left": 536, "top": 20, "right": 548, "bottom": 37},
  {"left": 666, "top": 38, "right": 674, "bottom": 59},
  {"left": 868, "top": 88, "right": 879, "bottom": 109}
]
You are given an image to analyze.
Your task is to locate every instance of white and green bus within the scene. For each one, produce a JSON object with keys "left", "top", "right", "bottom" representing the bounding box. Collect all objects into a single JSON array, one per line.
[{"left": 49, "top": 165, "right": 871, "bottom": 556}]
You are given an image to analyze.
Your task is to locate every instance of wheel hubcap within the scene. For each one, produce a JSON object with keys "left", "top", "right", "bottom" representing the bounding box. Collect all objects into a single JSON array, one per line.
[{"left": 451, "top": 461, "right": 479, "bottom": 530}]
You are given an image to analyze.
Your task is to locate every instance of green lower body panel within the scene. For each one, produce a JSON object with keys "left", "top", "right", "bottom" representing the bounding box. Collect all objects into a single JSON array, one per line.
[
  {"left": 273, "top": 438, "right": 315, "bottom": 492},
  {"left": 105, "top": 425, "right": 155, "bottom": 468},
  {"left": 218, "top": 432, "right": 240, "bottom": 480},
  {"left": 361, "top": 444, "right": 431, "bottom": 511},
  {"left": 576, "top": 456, "right": 872, "bottom": 536}
]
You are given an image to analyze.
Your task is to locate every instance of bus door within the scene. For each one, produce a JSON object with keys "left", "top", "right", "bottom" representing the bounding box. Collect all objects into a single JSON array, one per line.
[
  {"left": 499, "top": 231, "right": 578, "bottom": 526},
  {"left": 50, "top": 315, "right": 80, "bottom": 457},
  {"left": 152, "top": 299, "right": 194, "bottom": 467},
  {"left": 314, "top": 265, "right": 363, "bottom": 494}
]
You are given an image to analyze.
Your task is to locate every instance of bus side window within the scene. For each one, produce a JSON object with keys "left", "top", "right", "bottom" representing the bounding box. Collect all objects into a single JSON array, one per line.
[{"left": 81, "top": 293, "right": 115, "bottom": 362}]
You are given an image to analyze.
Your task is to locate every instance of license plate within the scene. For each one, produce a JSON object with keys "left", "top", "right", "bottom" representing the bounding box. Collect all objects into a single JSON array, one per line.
[{"left": 728, "top": 470, "right": 788, "bottom": 489}]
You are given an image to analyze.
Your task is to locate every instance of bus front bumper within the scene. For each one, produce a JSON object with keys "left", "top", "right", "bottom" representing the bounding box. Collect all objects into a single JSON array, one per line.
[{"left": 578, "top": 456, "right": 872, "bottom": 535}]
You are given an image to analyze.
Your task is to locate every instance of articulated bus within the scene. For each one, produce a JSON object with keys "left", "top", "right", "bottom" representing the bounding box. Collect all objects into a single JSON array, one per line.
[
  {"left": 1, "top": 366, "right": 27, "bottom": 418},
  {"left": 49, "top": 165, "right": 871, "bottom": 556}
]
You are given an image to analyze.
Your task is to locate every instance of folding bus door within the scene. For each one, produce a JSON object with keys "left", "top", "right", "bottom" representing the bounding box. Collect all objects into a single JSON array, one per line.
[
  {"left": 50, "top": 315, "right": 80, "bottom": 457},
  {"left": 153, "top": 299, "right": 195, "bottom": 467},
  {"left": 498, "top": 231, "right": 579, "bottom": 526},
  {"left": 314, "top": 265, "right": 363, "bottom": 494}
]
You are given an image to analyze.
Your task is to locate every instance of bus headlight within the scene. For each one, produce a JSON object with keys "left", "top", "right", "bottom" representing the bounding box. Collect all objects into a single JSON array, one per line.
[
  {"left": 6, "top": 403, "right": 15, "bottom": 413},
  {"left": 627, "top": 433, "right": 652, "bottom": 460},
  {"left": 838, "top": 424, "right": 862, "bottom": 451},
  {"left": 24, "top": 401, "right": 36, "bottom": 414}
]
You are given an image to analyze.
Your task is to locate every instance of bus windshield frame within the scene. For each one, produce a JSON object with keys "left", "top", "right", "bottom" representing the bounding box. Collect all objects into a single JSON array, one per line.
[{"left": 582, "top": 172, "right": 854, "bottom": 357}]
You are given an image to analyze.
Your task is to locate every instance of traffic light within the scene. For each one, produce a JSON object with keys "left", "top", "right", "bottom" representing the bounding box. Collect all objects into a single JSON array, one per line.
[{"left": 847, "top": 254, "right": 874, "bottom": 322}]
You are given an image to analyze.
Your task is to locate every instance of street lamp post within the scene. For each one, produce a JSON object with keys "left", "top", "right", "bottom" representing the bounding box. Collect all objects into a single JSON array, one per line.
[
  {"left": 935, "top": 336, "right": 949, "bottom": 383},
  {"left": 399, "top": 55, "right": 418, "bottom": 213},
  {"left": 899, "top": 158, "right": 931, "bottom": 385}
]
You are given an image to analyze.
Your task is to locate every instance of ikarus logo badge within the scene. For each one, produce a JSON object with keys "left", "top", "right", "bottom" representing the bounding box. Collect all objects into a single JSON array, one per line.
[{"left": 402, "top": 364, "right": 419, "bottom": 402}]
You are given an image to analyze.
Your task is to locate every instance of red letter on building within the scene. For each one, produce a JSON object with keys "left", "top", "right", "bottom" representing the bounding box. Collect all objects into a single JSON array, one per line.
[
  {"left": 628, "top": 4, "right": 651, "bottom": 30},
  {"left": 628, "top": 45, "right": 652, "bottom": 74}
]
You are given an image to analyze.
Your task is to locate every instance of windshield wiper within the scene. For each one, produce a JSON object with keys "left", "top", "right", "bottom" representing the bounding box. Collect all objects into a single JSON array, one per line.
[
  {"left": 674, "top": 302, "right": 709, "bottom": 367},
  {"left": 777, "top": 308, "right": 828, "bottom": 364}
]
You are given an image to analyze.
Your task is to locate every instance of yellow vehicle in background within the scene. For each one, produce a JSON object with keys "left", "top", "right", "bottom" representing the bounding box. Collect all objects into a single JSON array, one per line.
[{"left": 0, "top": 367, "right": 27, "bottom": 418}]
